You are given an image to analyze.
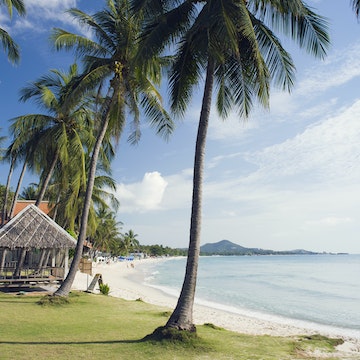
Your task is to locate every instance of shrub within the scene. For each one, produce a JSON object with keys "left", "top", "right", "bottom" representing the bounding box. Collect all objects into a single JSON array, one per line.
[{"left": 99, "top": 283, "right": 110, "bottom": 295}]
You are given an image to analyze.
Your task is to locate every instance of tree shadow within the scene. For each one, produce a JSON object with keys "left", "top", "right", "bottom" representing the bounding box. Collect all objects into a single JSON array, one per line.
[{"left": 0, "top": 338, "right": 146, "bottom": 345}]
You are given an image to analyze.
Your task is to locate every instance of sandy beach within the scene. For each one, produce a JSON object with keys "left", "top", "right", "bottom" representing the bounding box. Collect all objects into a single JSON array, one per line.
[{"left": 71, "top": 257, "right": 360, "bottom": 357}]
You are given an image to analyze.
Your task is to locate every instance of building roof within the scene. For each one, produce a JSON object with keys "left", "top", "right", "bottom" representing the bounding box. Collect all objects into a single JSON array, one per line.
[
  {"left": 12, "top": 200, "right": 52, "bottom": 216},
  {"left": 0, "top": 205, "right": 77, "bottom": 250}
]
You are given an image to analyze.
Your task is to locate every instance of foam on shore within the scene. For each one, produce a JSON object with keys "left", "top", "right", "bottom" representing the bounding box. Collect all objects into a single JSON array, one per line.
[{"left": 71, "top": 257, "right": 360, "bottom": 356}]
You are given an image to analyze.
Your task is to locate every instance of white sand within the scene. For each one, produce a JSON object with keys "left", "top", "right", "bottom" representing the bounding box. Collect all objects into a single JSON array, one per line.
[{"left": 71, "top": 257, "right": 360, "bottom": 357}]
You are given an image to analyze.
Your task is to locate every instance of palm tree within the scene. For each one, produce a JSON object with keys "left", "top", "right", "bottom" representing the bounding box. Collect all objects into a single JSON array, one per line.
[
  {"left": 0, "top": 0, "right": 25, "bottom": 64},
  {"left": 51, "top": 0, "right": 174, "bottom": 297},
  {"left": 2, "top": 134, "right": 35, "bottom": 222},
  {"left": 134, "top": 0, "right": 330, "bottom": 332},
  {"left": 19, "top": 184, "right": 38, "bottom": 200},
  {"left": 122, "top": 229, "right": 140, "bottom": 254},
  {"left": 90, "top": 205, "right": 123, "bottom": 254},
  {"left": 1, "top": 155, "right": 15, "bottom": 224},
  {"left": 11, "top": 63, "right": 94, "bottom": 207}
]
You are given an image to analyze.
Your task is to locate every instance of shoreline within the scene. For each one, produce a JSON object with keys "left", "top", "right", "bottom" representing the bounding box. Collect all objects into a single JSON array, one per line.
[{"left": 71, "top": 257, "right": 360, "bottom": 355}]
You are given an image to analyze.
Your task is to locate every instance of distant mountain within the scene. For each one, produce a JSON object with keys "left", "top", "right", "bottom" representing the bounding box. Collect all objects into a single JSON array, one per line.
[{"left": 200, "top": 240, "right": 318, "bottom": 256}]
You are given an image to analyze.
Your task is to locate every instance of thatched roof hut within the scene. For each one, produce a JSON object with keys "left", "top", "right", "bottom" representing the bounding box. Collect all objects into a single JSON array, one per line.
[
  {"left": 0, "top": 204, "right": 76, "bottom": 250},
  {"left": 0, "top": 205, "right": 77, "bottom": 285}
]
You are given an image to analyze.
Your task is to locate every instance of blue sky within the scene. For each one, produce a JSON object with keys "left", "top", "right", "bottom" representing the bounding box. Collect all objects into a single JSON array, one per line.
[{"left": 1, "top": 1, "right": 360, "bottom": 253}]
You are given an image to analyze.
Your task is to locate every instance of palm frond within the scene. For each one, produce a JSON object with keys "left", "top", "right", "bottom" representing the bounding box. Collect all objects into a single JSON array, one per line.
[
  {"left": 0, "top": 28, "right": 20, "bottom": 64},
  {"left": 51, "top": 28, "right": 108, "bottom": 58},
  {"left": 251, "top": 0, "right": 330, "bottom": 59},
  {"left": 140, "top": 89, "right": 174, "bottom": 140},
  {"left": 352, "top": 0, "right": 360, "bottom": 17},
  {"left": 169, "top": 33, "right": 204, "bottom": 115},
  {"left": 2, "top": 0, "right": 25, "bottom": 18},
  {"left": 137, "top": 0, "right": 197, "bottom": 61},
  {"left": 251, "top": 14, "right": 295, "bottom": 92},
  {"left": 69, "top": 8, "right": 117, "bottom": 53}
]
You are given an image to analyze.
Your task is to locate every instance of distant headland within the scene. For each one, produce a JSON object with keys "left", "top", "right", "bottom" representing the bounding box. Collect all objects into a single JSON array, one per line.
[{"left": 199, "top": 240, "right": 348, "bottom": 256}]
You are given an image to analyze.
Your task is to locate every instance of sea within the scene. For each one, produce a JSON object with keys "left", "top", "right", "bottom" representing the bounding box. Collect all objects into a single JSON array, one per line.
[{"left": 139, "top": 254, "right": 360, "bottom": 338}]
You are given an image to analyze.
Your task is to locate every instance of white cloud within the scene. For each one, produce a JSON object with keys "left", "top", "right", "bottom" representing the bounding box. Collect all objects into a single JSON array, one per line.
[
  {"left": 205, "top": 41, "right": 360, "bottom": 143},
  {"left": 244, "top": 99, "right": 360, "bottom": 186},
  {"left": 116, "top": 172, "right": 168, "bottom": 213},
  {"left": 296, "top": 42, "right": 360, "bottom": 96},
  {"left": 306, "top": 217, "right": 353, "bottom": 227},
  {"left": 161, "top": 169, "right": 193, "bottom": 209},
  {"left": 207, "top": 152, "right": 243, "bottom": 169},
  {"left": 10, "top": 1, "right": 91, "bottom": 36}
]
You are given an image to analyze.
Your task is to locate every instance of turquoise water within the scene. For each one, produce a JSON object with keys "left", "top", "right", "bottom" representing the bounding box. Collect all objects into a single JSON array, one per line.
[{"left": 141, "top": 255, "right": 360, "bottom": 337}]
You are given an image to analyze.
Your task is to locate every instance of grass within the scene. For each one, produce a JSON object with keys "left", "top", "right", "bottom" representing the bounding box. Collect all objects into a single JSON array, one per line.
[{"left": 0, "top": 290, "right": 347, "bottom": 360}]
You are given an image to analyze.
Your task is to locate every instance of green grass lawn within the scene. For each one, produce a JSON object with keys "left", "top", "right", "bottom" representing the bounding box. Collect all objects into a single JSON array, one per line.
[{"left": 0, "top": 290, "right": 345, "bottom": 360}]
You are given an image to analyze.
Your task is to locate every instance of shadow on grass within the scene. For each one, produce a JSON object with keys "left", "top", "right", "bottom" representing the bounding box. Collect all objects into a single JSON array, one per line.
[
  {"left": 0, "top": 327, "right": 209, "bottom": 348},
  {"left": 0, "top": 287, "right": 50, "bottom": 294},
  {"left": 0, "top": 339, "right": 145, "bottom": 345},
  {"left": 0, "top": 299, "right": 36, "bottom": 304}
]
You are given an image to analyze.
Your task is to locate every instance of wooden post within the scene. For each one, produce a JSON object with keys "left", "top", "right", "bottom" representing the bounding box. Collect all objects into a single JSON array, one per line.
[
  {"left": 37, "top": 249, "right": 46, "bottom": 271},
  {"left": 0, "top": 249, "right": 7, "bottom": 272},
  {"left": 64, "top": 247, "right": 69, "bottom": 278},
  {"left": 51, "top": 249, "right": 56, "bottom": 268}
]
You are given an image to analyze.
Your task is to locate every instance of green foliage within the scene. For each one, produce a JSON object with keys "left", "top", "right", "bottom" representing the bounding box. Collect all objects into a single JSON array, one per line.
[
  {"left": 68, "top": 248, "right": 75, "bottom": 259},
  {"left": 140, "top": 244, "right": 187, "bottom": 257},
  {"left": 99, "top": 283, "right": 110, "bottom": 295},
  {"left": 294, "top": 334, "right": 344, "bottom": 354},
  {"left": 203, "top": 323, "right": 224, "bottom": 331},
  {"left": 0, "top": 184, "right": 14, "bottom": 211},
  {"left": 66, "top": 229, "right": 77, "bottom": 238}
]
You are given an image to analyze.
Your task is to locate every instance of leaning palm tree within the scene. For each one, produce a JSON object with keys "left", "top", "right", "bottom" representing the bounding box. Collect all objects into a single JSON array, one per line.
[
  {"left": 51, "top": 0, "right": 174, "bottom": 297},
  {"left": 134, "top": 0, "right": 330, "bottom": 332},
  {"left": 0, "top": 0, "right": 25, "bottom": 63},
  {"left": 11, "top": 63, "right": 94, "bottom": 207},
  {"left": 1, "top": 130, "right": 30, "bottom": 224},
  {"left": 3, "top": 133, "right": 45, "bottom": 219}
]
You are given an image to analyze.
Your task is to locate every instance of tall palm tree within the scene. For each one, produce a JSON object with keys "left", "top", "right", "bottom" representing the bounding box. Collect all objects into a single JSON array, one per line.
[
  {"left": 0, "top": 0, "right": 25, "bottom": 64},
  {"left": 11, "top": 63, "right": 94, "bottom": 207},
  {"left": 134, "top": 0, "right": 330, "bottom": 332},
  {"left": 51, "top": 0, "right": 174, "bottom": 297}
]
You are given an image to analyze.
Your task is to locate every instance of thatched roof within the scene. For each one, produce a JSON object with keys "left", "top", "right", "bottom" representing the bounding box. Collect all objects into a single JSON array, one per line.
[{"left": 0, "top": 205, "right": 77, "bottom": 250}]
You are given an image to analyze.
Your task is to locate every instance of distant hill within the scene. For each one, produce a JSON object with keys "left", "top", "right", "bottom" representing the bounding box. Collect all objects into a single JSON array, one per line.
[{"left": 200, "top": 240, "right": 318, "bottom": 256}]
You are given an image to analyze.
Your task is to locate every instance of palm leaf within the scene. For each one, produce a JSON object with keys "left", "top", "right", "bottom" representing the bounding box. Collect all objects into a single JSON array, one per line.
[
  {"left": 0, "top": 28, "right": 20, "bottom": 64},
  {"left": 251, "top": 14, "right": 295, "bottom": 92}
]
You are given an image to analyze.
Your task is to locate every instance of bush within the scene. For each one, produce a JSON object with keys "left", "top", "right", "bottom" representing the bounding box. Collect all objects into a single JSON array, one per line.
[{"left": 99, "top": 283, "right": 110, "bottom": 295}]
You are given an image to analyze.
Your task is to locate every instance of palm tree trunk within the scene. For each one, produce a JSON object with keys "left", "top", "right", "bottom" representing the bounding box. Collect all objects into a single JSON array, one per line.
[
  {"left": 9, "top": 161, "right": 27, "bottom": 219},
  {"left": 166, "top": 58, "right": 215, "bottom": 331},
  {"left": 14, "top": 249, "right": 27, "bottom": 277},
  {"left": 55, "top": 99, "right": 113, "bottom": 297},
  {"left": 2, "top": 157, "right": 15, "bottom": 225},
  {"left": 35, "top": 150, "right": 59, "bottom": 207},
  {"left": 51, "top": 192, "right": 61, "bottom": 221}
]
